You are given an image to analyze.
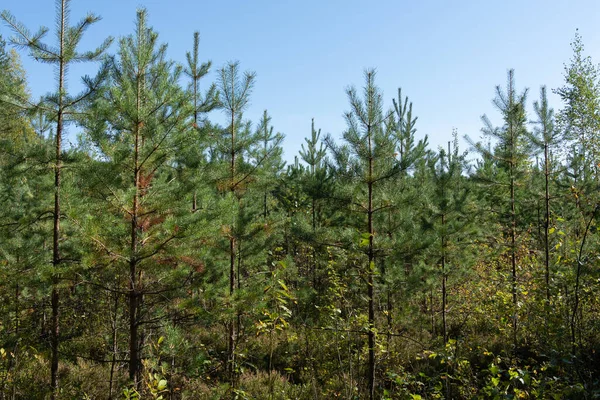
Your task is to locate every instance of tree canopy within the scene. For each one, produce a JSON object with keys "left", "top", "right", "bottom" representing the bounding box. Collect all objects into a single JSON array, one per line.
[{"left": 1, "top": 7, "right": 599, "bottom": 399}]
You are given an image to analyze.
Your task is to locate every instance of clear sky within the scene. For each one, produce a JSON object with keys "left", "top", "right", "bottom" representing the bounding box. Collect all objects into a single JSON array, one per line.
[{"left": 2, "top": 0, "right": 600, "bottom": 163}]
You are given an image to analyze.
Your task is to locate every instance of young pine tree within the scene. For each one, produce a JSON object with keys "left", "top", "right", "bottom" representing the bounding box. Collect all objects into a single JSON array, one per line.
[
  {"left": 81, "top": 9, "right": 192, "bottom": 389},
  {"left": 182, "top": 31, "right": 218, "bottom": 211},
  {"left": 423, "top": 134, "right": 472, "bottom": 344},
  {"left": 251, "top": 109, "right": 285, "bottom": 219},
  {"left": 298, "top": 119, "right": 331, "bottom": 288},
  {"left": 468, "top": 69, "right": 529, "bottom": 349},
  {"left": 184, "top": 31, "right": 217, "bottom": 128},
  {"left": 1, "top": 3, "right": 111, "bottom": 396},
  {"left": 528, "top": 87, "right": 559, "bottom": 305},
  {"left": 215, "top": 60, "right": 255, "bottom": 386},
  {"left": 327, "top": 69, "right": 417, "bottom": 399}
]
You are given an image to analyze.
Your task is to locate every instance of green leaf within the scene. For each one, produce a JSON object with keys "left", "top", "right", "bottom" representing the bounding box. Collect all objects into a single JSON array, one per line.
[
  {"left": 278, "top": 279, "right": 288, "bottom": 291},
  {"left": 489, "top": 364, "right": 500, "bottom": 375}
]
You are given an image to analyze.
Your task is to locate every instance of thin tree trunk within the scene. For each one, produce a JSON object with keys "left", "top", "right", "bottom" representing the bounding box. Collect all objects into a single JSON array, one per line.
[
  {"left": 442, "top": 213, "right": 447, "bottom": 344},
  {"left": 311, "top": 197, "right": 319, "bottom": 290},
  {"left": 385, "top": 209, "right": 393, "bottom": 348},
  {"left": 129, "top": 128, "right": 140, "bottom": 387},
  {"left": 228, "top": 102, "right": 237, "bottom": 386},
  {"left": 12, "top": 283, "right": 19, "bottom": 400},
  {"left": 128, "top": 68, "right": 143, "bottom": 386},
  {"left": 544, "top": 144, "right": 550, "bottom": 304},
  {"left": 169, "top": 355, "right": 175, "bottom": 400},
  {"left": 509, "top": 117, "right": 518, "bottom": 349},
  {"left": 108, "top": 292, "right": 119, "bottom": 400},
  {"left": 192, "top": 61, "right": 198, "bottom": 212},
  {"left": 50, "top": 2, "right": 66, "bottom": 397},
  {"left": 268, "top": 330, "right": 274, "bottom": 400},
  {"left": 367, "top": 123, "right": 375, "bottom": 400},
  {"left": 430, "top": 289, "right": 436, "bottom": 336},
  {"left": 193, "top": 64, "right": 198, "bottom": 126},
  {"left": 571, "top": 206, "right": 596, "bottom": 350}
]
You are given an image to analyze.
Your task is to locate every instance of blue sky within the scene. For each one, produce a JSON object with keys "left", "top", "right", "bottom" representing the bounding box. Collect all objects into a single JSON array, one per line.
[{"left": 2, "top": 0, "right": 600, "bottom": 163}]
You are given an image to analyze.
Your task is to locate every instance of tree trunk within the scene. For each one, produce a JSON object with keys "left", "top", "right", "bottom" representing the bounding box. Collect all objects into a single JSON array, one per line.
[
  {"left": 129, "top": 118, "right": 141, "bottom": 387},
  {"left": 367, "top": 123, "right": 375, "bottom": 400},
  {"left": 571, "top": 206, "right": 596, "bottom": 350},
  {"left": 544, "top": 144, "right": 550, "bottom": 304},
  {"left": 228, "top": 105, "right": 237, "bottom": 386},
  {"left": 442, "top": 212, "right": 447, "bottom": 344},
  {"left": 108, "top": 293, "right": 119, "bottom": 400},
  {"left": 510, "top": 118, "right": 518, "bottom": 350},
  {"left": 50, "top": 2, "right": 66, "bottom": 397},
  {"left": 129, "top": 62, "right": 143, "bottom": 384}
]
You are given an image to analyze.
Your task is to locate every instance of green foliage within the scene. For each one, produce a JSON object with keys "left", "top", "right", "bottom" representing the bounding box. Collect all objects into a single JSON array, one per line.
[
  {"left": 184, "top": 31, "right": 218, "bottom": 125},
  {"left": 554, "top": 30, "right": 600, "bottom": 171},
  {"left": 2, "top": 8, "right": 600, "bottom": 399},
  {"left": 0, "top": 35, "right": 35, "bottom": 144}
]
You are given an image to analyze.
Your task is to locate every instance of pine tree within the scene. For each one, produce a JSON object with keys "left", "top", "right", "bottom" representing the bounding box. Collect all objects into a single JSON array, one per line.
[
  {"left": 184, "top": 31, "right": 217, "bottom": 128},
  {"left": 298, "top": 119, "right": 331, "bottom": 288},
  {"left": 80, "top": 8, "right": 191, "bottom": 388},
  {"left": 423, "top": 133, "right": 471, "bottom": 345},
  {"left": 215, "top": 60, "right": 256, "bottom": 386},
  {"left": 382, "top": 87, "right": 427, "bottom": 341},
  {"left": 468, "top": 69, "right": 529, "bottom": 349},
  {"left": 327, "top": 69, "right": 419, "bottom": 399},
  {"left": 182, "top": 31, "right": 217, "bottom": 211},
  {"left": 528, "top": 86, "right": 559, "bottom": 305},
  {"left": 0, "top": 96, "right": 51, "bottom": 399},
  {"left": 299, "top": 119, "right": 330, "bottom": 234},
  {"left": 0, "top": 35, "right": 35, "bottom": 144},
  {"left": 251, "top": 110, "right": 285, "bottom": 219},
  {"left": 1, "top": 3, "right": 111, "bottom": 396},
  {"left": 0, "top": 38, "right": 50, "bottom": 398},
  {"left": 392, "top": 88, "right": 425, "bottom": 174}
]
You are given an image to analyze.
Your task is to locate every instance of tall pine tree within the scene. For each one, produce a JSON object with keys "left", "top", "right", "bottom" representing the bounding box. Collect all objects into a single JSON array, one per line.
[
  {"left": 1, "top": 2, "right": 111, "bottom": 396},
  {"left": 80, "top": 9, "right": 191, "bottom": 389}
]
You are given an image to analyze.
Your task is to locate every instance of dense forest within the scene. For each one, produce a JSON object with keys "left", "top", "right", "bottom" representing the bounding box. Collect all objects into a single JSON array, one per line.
[{"left": 1, "top": 2, "right": 600, "bottom": 399}]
